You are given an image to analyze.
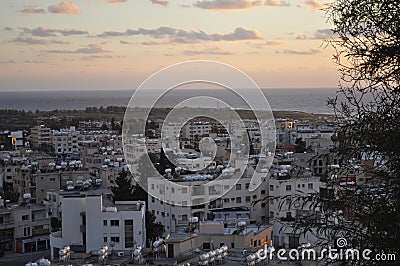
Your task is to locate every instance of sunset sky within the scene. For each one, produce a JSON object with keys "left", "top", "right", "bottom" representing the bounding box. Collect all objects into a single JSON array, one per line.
[{"left": 0, "top": 0, "right": 338, "bottom": 91}]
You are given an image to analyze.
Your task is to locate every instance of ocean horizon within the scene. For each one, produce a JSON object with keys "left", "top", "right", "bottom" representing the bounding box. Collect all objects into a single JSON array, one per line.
[{"left": 0, "top": 88, "right": 339, "bottom": 114}]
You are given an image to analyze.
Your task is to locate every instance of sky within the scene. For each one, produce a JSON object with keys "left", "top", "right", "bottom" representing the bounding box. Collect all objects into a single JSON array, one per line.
[{"left": 0, "top": 0, "right": 338, "bottom": 91}]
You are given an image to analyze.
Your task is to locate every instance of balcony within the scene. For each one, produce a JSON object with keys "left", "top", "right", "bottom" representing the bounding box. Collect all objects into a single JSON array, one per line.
[
  {"left": 0, "top": 221, "right": 15, "bottom": 230},
  {"left": 32, "top": 228, "right": 50, "bottom": 236}
]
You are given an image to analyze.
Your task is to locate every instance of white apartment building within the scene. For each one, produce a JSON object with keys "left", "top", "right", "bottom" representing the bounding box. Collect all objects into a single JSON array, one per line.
[
  {"left": 148, "top": 166, "right": 269, "bottom": 234},
  {"left": 268, "top": 175, "right": 321, "bottom": 248},
  {"left": 50, "top": 194, "right": 146, "bottom": 259}
]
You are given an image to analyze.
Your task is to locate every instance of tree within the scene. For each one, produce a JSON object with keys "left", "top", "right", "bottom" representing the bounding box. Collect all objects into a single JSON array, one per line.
[
  {"left": 111, "top": 169, "right": 135, "bottom": 201},
  {"left": 328, "top": 0, "right": 400, "bottom": 254},
  {"left": 294, "top": 137, "right": 306, "bottom": 153},
  {"left": 145, "top": 211, "right": 165, "bottom": 245},
  {"left": 287, "top": 0, "right": 400, "bottom": 262}
]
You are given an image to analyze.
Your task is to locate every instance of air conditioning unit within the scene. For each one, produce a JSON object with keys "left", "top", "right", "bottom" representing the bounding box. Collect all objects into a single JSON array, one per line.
[{"left": 117, "top": 251, "right": 124, "bottom": 257}]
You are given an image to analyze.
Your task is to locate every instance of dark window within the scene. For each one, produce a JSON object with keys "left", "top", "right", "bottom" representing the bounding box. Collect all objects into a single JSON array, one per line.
[
  {"left": 110, "top": 220, "right": 119, "bottom": 226},
  {"left": 103, "top": 220, "right": 107, "bottom": 226},
  {"left": 111, "top": 236, "right": 120, "bottom": 243}
]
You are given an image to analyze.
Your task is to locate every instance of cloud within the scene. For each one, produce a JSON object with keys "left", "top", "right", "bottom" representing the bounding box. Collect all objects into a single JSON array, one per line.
[
  {"left": 0, "top": 60, "right": 16, "bottom": 64},
  {"left": 45, "top": 43, "right": 111, "bottom": 54},
  {"left": 98, "top": 26, "right": 263, "bottom": 42},
  {"left": 20, "top": 26, "right": 57, "bottom": 37},
  {"left": 107, "top": 0, "right": 127, "bottom": 3},
  {"left": 20, "top": 26, "right": 87, "bottom": 37},
  {"left": 10, "top": 35, "right": 68, "bottom": 45},
  {"left": 193, "top": 0, "right": 262, "bottom": 10},
  {"left": 97, "top": 31, "right": 125, "bottom": 38},
  {"left": 82, "top": 55, "right": 113, "bottom": 60},
  {"left": 120, "top": 40, "right": 133, "bottom": 44},
  {"left": 183, "top": 46, "right": 233, "bottom": 56},
  {"left": 252, "top": 40, "right": 284, "bottom": 48},
  {"left": 302, "top": 0, "right": 323, "bottom": 10},
  {"left": 18, "top": 4, "right": 46, "bottom": 14},
  {"left": 295, "top": 29, "right": 334, "bottom": 40},
  {"left": 4, "top": 27, "right": 13, "bottom": 31},
  {"left": 264, "top": 0, "right": 289, "bottom": 7},
  {"left": 48, "top": 0, "right": 80, "bottom": 14},
  {"left": 295, "top": 34, "right": 307, "bottom": 40},
  {"left": 278, "top": 48, "right": 321, "bottom": 55},
  {"left": 150, "top": 0, "right": 168, "bottom": 6},
  {"left": 313, "top": 28, "right": 334, "bottom": 39},
  {"left": 25, "top": 60, "right": 44, "bottom": 64}
]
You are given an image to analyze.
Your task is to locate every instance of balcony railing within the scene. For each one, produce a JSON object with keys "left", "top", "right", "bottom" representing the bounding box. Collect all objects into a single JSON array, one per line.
[{"left": 32, "top": 228, "right": 50, "bottom": 236}]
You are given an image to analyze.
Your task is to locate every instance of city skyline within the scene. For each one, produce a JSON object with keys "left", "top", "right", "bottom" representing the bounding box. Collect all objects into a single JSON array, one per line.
[{"left": 0, "top": 0, "right": 338, "bottom": 91}]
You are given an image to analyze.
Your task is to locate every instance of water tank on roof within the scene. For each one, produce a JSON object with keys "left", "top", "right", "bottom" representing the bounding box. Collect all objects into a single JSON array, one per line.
[
  {"left": 106, "top": 207, "right": 117, "bottom": 212},
  {"left": 39, "top": 259, "right": 51, "bottom": 266},
  {"left": 23, "top": 193, "right": 31, "bottom": 199}
]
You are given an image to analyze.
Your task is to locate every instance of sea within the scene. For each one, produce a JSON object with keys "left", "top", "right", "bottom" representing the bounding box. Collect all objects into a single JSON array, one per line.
[{"left": 0, "top": 88, "right": 339, "bottom": 114}]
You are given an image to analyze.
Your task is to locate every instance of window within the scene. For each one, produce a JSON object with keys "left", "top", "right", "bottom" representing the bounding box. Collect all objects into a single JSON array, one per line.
[
  {"left": 286, "top": 185, "right": 292, "bottom": 191},
  {"left": 245, "top": 196, "right": 251, "bottom": 202},
  {"left": 182, "top": 188, "right": 187, "bottom": 193},
  {"left": 261, "top": 190, "right": 266, "bottom": 195},
  {"left": 103, "top": 220, "right": 107, "bottom": 226},
  {"left": 224, "top": 198, "right": 229, "bottom": 203},
  {"left": 308, "top": 183, "right": 314, "bottom": 190},
  {"left": 245, "top": 183, "right": 250, "bottom": 189},
  {"left": 269, "top": 185, "right": 274, "bottom": 191},
  {"left": 50, "top": 177, "right": 55, "bottom": 182},
  {"left": 24, "top": 227, "right": 30, "bottom": 236},
  {"left": 110, "top": 220, "right": 119, "bottom": 226},
  {"left": 111, "top": 236, "right": 120, "bottom": 243},
  {"left": 270, "top": 211, "right": 274, "bottom": 218},
  {"left": 236, "top": 197, "right": 242, "bottom": 203},
  {"left": 22, "top": 215, "right": 29, "bottom": 221},
  {"left": 103, "top": 235, "right": 108, "bottom": 243},
  {"left": 124, "top": 220, "right": 134, "bottom": 248},
  {"left": 236, "top": 184, "right": 241, "bottom": 190}
]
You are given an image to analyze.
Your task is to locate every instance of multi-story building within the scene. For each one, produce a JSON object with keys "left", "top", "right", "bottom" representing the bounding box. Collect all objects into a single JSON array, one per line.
[
  {"left": 49, "top": 194, "right": 146, "bottom": 259},
  {"left": 52, "top": 127, "right": 80, "bottom": 159},
  {"left": 148, "top": 166, "right": 269, "bottom": 234},
  {"left": 30, "top": 125, "right": 51, "bottom": 149},
  {"left": 268, "top": 172, "right": 321, "bottom": 248},
  {"left": 0, "top": 197, "right": 50, "bottom": 253}
]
